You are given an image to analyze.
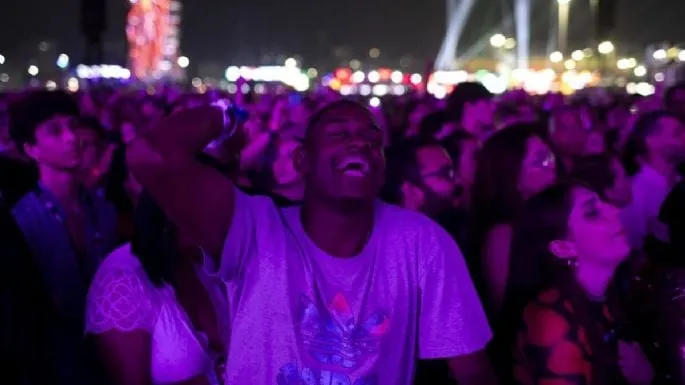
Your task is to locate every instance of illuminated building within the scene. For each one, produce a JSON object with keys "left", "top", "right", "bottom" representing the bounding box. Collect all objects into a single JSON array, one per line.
[{"left": 126, "top": 0, "right": 182, "bottom": 81}]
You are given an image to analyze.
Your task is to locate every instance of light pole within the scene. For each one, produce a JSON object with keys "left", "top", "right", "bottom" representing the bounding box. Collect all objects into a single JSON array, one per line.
[{"left": 557, "top": 0, "right": 571, "bottom": 55}]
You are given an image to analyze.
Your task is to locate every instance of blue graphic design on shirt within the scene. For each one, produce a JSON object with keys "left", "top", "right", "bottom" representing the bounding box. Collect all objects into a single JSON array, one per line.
[
  {"left": 277, "top": 293, "right": 389, "bottom": 384},
  {"left": 299, "top": 293, "right": 390, "bottom": 368},
  {"left": 277, "top": 363, "right": 379, "bottom": 385}
]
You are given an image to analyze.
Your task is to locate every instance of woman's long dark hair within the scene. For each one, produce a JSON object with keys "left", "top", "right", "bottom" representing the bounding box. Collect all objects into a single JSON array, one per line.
[
  {"left": 470, "top": 123, "right": 542, "bottom": 252},
  {"left": 130, "top": 191, "right": 179, "bottom": 287},
  {"left": 501, "top": 181, "right": 624, "bottom": 384},
  {"left": 130, "top": 153, "right": 232, "bottom": 287}
]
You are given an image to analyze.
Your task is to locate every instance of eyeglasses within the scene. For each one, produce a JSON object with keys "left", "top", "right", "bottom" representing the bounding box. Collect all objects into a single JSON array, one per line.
[
  {"left": 422, "top": 165, "right": 456, "bottom": 182},
  {"left": 532, "top": 152, "right": 556, "bottom": 170}
]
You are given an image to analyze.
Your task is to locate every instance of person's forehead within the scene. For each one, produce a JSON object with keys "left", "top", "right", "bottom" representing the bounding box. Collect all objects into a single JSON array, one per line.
[
  {"left": 318, "top": 104, "right": 375, "bottom": 125},
  {"left": 417, "top": 145, "right": 451, "bottom": 168},
  {"left": 570, "top": 187, "right": 596, "bottom": 212}
]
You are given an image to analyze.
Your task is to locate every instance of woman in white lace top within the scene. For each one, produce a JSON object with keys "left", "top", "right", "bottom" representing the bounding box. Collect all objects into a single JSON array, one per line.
[{"left": 85, "top": 193, "right": 229, "bottom": 385}]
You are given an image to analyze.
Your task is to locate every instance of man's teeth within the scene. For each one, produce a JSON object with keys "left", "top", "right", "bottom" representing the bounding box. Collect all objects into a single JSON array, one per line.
[
  {"left": 338, "top": 156, "right": 369, "bottom": 176},
  {"left": 343, "top": 169, "right": 367, "bottom": 177}
]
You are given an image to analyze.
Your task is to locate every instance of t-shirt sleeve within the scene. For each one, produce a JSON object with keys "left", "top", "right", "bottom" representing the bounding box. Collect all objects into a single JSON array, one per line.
[
  {"left": 85, "top": 260, "right": 155, "bottom": 334},
  {"left": 204, "top": 187, "right": 277, "bottom": 281},
  {"left": 417, "top": 223, "right": 492, "bottom": 359}
]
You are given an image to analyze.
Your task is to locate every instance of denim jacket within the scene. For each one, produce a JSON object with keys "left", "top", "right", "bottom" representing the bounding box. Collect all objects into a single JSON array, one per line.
[{"left": 11, "top": 184, "right": 118, "bottom": 384}]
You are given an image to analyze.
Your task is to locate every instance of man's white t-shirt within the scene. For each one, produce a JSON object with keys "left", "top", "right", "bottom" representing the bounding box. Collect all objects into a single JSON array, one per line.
[{"left": 212, "top": 189, "right": 491, "bottom": 385}]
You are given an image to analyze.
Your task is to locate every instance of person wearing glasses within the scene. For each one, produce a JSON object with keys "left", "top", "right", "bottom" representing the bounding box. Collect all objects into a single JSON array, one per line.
[{"left": 383, "top": 137, "right": 473, "bottom": 385}]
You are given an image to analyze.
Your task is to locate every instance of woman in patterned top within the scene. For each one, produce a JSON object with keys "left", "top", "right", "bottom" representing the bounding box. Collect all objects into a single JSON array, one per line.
[{"left": 502, "top": 182, "right": 653, "bottom": 385}]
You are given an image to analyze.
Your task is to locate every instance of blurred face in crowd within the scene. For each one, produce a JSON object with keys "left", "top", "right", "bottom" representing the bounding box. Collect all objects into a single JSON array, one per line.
[
  {"left": 462, "top": 99, "right": 495, "bottom": 135},
  {"left": 551, "top": 187, "right": 629, "bottom": 269},
  {"left": 272, "top": 138, "right": 303, "bottom": 189},
  {"left": 518, "top": 136, "right": 556, "bottom": 198},
  {"left": 550, "top": 108, "right": 587, "bottom": 157},
  {"left": 404, "top": 144, "right": 458, "bottom": 214},
  {"left": 607, "top": 105, "right": 630, "bottom": 130},
  {"left": 646, "top": 115, "right": 685, "bottom": 163},
  {"left": 141, "top": 101, "right": 165, "bottom": 126},
  {"left": 244, "top": 113, "right": 266, "bottom": 141},
  {"left": 669, "top": 88, "right": 685, "bottom": 115},
  {"left": 121, "top": 122, "right": 137, "bottom": 145},
  {"left": 583, "top": 131, "right": 606, "bottom": 155},
  {"left": 604, "top": 158, "right": 632, "bottom": 208},
  {"left": 290, "top": 103, "right": 311, "bottom": 126},
  {"left": 298, "top": 103, "right": 385, "bottom": 202},
  {"left": 406, "top": 103, "right": 431, "bottom": 136},
  {"left": 77, "top": 127, "right": 102, "bottom": 172},
  {"left": 456, "top": 137, "right": 479, "bottom": 193},
  {"left": 24, "top": 115, "right": 82, "bottom": 171}
]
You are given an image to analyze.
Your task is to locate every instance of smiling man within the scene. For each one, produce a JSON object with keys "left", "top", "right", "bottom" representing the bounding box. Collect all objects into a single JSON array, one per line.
[{"left": 128, "top": 100, "right": 495, "bottom": 385}]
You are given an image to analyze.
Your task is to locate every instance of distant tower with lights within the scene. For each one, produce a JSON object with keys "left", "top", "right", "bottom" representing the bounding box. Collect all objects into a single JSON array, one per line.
[{"left": 126, "top": 0, "right": 182, "bottom": 81}]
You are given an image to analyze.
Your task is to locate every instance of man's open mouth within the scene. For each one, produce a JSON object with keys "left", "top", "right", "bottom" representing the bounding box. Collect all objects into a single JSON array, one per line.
[{"left": 335, "top": 154, "right": 371, "bottom": 177}]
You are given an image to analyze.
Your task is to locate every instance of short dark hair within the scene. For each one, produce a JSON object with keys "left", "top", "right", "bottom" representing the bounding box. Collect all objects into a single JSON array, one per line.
[
  {"left": 9, "top": 90, "right": 80, "bottom": 149},
  {"left": 382, "top": 137, "right": 444, "bottom": 204},
  {"left": 445, "top": 82, "right": 492, "bottom": 122},
  {"left": 622, "top": 110, "right": 681, "bottom": 175}
]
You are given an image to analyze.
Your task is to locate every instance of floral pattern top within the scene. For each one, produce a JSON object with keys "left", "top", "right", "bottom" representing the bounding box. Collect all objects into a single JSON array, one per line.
[{"left": 513, "top": 288, "right": 625, "bottom": 385}]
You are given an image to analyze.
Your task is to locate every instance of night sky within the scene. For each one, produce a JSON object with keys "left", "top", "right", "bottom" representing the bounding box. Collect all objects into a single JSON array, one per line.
[{"left": 0, "top": 0, "right": 682, "bottom": 69}]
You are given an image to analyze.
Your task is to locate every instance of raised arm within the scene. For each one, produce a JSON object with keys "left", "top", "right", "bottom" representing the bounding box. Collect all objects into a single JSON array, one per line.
[{"left": 126, "top": 106, "right": 234, "bottom": 262}]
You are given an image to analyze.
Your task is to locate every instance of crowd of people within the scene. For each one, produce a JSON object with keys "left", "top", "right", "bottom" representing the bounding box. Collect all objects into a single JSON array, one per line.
[{"left": 2, "top": 79, "right": 685, "bottom": 385}]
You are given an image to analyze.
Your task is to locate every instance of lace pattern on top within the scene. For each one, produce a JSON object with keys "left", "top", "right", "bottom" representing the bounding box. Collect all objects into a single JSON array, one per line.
[{"left": 86, "top": 262, "right": 155, "bottom": 334}]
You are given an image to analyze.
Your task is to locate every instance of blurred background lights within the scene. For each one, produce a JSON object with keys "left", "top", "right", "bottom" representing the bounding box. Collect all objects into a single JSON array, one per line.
[
  {"left": 67, "top": 77, "right": 79, "bottom": 92},
  {"left": 0, "top": 54, "right": 5, "bottom": 64},
  {"left": 225, "top": 66, "right": 239, "bottom": 82},
  {"left": 489, "top": 34, "right": 506, "bottom": 48},
  {"left": 410, "top": 73, "right": 422, "bottom": 85},
  {"left": 633, "top": 65, "right": 647, "bottom": 77},
  {"left": 27, "top": 65, "right": 39, "bottom": 76},
  {"left": 284, "top": 57, "right": 297, "bottom": 67},
  {"left": 352, "top": 71, "right": 365, "bottom": 83},
  {"left": 390, "top": 70, "right": 403, "bottom": 84},
  {"left": 549, "top": 51, "right": 563, "bottom": 63},
  {"left": 177, "top": 56, "right": 189, "bottom": 68},
  {"left": 369, "top": 48, "right": 380, "bottom": 58},
  {"left": 369, "top": 96, "right": 380, "bottom": 107},
  {"left": 367, "top": 70, "right": 380, "bottom": 83},
  {"left": 571, "top": 50, "right": 585, "bottom": 61},
  {"left": 652, "top": 49, "right": 667, "bottom": 60},
  {"left": 597, "top": 41, "right": 615, "bottom": 54},
  {"left": 56, "top": 54, "right": 69, "bottom": 69}
]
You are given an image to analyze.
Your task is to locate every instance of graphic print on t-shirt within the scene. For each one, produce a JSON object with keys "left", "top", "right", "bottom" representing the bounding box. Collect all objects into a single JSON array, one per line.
[{"left": 276, "top": 292, "right": 390, "bottom": 385}]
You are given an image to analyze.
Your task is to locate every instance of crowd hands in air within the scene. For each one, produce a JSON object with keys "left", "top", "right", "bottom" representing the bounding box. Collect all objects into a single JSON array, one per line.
[{"left": 3, "top": 80, "right": 685, "bottom": 385}]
